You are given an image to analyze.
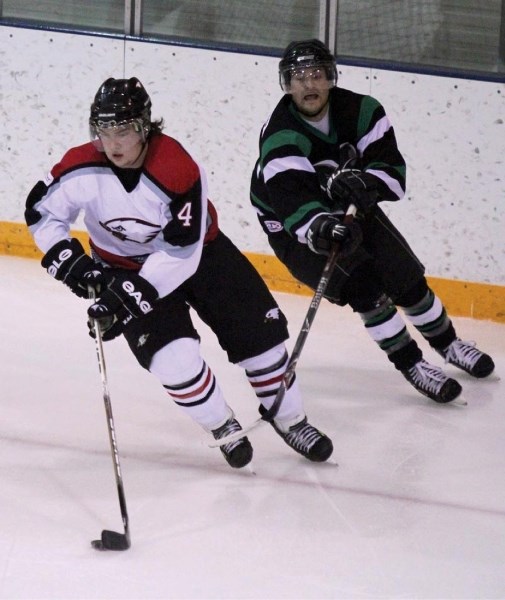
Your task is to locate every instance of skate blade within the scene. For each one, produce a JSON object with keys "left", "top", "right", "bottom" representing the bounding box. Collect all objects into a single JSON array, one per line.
[
  {"left": 486, "top": 373, "right": 501, "bottom": 382},
  {"left": 450, "top": 396, "right": 468, "bottom": 407},
  {"left": 245, "top": 462, "right": 256, "bottom": 475}
]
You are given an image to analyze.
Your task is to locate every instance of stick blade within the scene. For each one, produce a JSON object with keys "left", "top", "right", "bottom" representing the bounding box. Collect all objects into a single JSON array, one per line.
[{"left": 91, "top": 529, "right": 130, "bottom": 551}]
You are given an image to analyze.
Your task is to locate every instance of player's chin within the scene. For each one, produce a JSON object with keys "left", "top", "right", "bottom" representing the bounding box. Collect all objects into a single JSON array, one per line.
[
  {"left": 109, "top": 155, "right": 126, "bottom": 166},
  {"left": 300, "top": 102, "right": 324, "bottom": 117}
]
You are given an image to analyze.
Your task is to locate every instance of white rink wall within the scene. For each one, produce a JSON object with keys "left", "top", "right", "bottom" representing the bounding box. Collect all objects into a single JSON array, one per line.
[{"left": 1, "top": 25, "right": 504, "bottom": 285}]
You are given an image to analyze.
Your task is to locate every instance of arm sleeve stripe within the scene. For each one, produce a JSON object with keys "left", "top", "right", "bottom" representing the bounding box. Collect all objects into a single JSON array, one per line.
[
  {"left": 367, "top": 161, "right": 406, "bottom": 177},
  {"left": 260, "top": 129, "right": 312, "bottom": 166},
  {"left": 263, "top": 155, "right": 314, "bottom": 183},
  {"left": 367, "top": 169, "right": 405, "bottom": 198},
  {"left": 357, "top": 114, "right": 392, "bottom": 155},
  {"left": 284, "top": 200, "right": 324, "bottom": 233},
  {"left": 357, "top": 95, "right": 381, "bottom": 139},
  {"left": 250, "top": 190, "right": 270, "bottom": 212}
]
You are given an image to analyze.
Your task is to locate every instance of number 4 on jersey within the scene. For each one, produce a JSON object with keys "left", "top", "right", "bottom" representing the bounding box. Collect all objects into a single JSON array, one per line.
[{"left": 177, "top": 202, "right": 192, "bottom": 227}]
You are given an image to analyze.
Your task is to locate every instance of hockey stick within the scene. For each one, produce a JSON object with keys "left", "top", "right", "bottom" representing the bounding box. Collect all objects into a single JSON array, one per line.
[
  {"left": 88, "top": 288, "right": 131, "bottom": 551},
  {"left": 210, "top": 204, "right": 357, "bottom": 448}
]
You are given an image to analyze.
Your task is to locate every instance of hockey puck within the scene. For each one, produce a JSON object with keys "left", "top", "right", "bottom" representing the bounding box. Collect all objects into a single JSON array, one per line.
[
  {"left": 91, "top": 539, "right": 106, "bottom": 551},
  {"left": 91, "top": 529, "right": 131, "bottom": 551}
]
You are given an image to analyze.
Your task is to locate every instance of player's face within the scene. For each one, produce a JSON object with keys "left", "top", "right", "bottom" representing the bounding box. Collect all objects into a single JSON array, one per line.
[
  {"left": 98, "top": 123, "right": 147, "bottom": 168},
  {"left": 289, "top": 67, "right": 330, "bottom": 119}
]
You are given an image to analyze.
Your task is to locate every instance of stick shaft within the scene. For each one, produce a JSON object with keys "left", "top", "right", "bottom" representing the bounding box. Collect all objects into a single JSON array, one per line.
[
  {"left": 261, "top": 204, "right": 357, "bottom": 422},
  {"left": 89, "top": 290, "right": 130, "bottom": 542},
  {"left": 209, "top": 204, "right": 357, "bottom": 447},
  {"left": 260, "top": 244, "right": 339, "bottom": 422}
]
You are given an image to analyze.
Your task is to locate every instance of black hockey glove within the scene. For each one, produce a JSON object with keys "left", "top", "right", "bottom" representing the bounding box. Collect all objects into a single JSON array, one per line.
[
  {"left": 307, "top": 214, "right": 362, "bottom": 257},
  {"left": 41, "top": 238, "right": 106, "bottom": 298},
  {"left": 326, "top": 169, "right": 379, "bottom": 213},
  {"left": 87, "top": 271, "right": 158, "bottom": 341}
]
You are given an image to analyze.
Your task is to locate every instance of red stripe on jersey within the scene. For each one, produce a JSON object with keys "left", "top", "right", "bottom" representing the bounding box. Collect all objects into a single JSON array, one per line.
[
  {"left": 205, "top": 201, "right": 219, "bottom": 243},
  {"left": 144, "top": 135, "right": 200, "bottom": 195},
  {"left": 51, "top": 142, "right": 106, "bottom": 179},
  {"left": 89, "top": 239, "right": 145, "bottom": 270}
]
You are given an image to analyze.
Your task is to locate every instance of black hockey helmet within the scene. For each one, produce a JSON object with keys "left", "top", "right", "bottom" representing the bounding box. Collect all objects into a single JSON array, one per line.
[
  {"left": 89, "top": 77, "right": 152, "bottom": 145},
  {"left": 279, "top": 39, "right": 337, "bottom": 92}
]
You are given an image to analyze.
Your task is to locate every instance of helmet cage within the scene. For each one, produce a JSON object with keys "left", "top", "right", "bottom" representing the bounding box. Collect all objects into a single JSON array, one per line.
[
  {"left": 278, "top": 39, "right": 337, "bottom": 93},
  {"left": 89, "top": 77, "right": 152, "bottom": 151},
  {"left": 89, "top": 112, "right": 151, "bottom": 150},
  {"left": 279, "top": 60, "right": 337, "bottom": 92}
]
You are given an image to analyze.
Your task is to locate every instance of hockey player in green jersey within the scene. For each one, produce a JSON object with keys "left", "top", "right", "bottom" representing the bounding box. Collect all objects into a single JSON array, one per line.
[{"left": 250, "top": 39, "right": 494, "bottom": 403}]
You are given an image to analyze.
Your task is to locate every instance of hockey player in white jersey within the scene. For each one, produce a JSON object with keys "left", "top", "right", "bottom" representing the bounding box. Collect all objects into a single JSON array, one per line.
[{"left": 25, "top": 77, "right": 333, "bottom": 469}]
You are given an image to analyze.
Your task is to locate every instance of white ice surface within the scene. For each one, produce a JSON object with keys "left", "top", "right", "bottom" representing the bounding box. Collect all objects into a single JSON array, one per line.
[{"left": 1, "top": 255, "right": 504, "bottom": 600}]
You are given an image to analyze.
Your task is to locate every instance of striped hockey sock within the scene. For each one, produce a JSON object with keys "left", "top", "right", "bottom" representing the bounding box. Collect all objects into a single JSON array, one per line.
[
  {"left": 359, "top": 294, "right": 413, "bottom": 356},
  {"left": 239, "top": 344, "right": 304, "bottom": 424},
  {"left": 400, "top": 289, "right": 455, "bottom": 349},
  {"left": 162, "top": 361, "right": 231, "bottom": 429},
  {"left": 149, "top": 338, "right": 231, "bottom": 430}
]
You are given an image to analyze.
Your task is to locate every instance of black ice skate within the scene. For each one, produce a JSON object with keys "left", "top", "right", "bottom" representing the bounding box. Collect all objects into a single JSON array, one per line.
[
  {"left": 212, "top": 416, "right": 253, "bottom": 468},
  {"left": 438, "top": 338, "right": 495, "bottom": 378},
  {"left": 402, "top": 359, "right": 462, "bottom": 403},
  {"left": 272, "top": 417, "right": 333, "bottom": 462}
]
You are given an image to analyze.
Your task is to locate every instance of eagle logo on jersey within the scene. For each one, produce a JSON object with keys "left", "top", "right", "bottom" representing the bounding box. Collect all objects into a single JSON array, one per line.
[
  {"left": 99, "top": 217, "right": 160, "bottom": 244},
  {"left": 264, "top": 308, "right": 281, "bottom": 322}
]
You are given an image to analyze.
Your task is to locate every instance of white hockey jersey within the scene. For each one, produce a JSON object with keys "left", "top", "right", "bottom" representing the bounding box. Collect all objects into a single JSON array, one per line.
[{"left": 25, "top": 134, "right": 219, "bottom": 298}]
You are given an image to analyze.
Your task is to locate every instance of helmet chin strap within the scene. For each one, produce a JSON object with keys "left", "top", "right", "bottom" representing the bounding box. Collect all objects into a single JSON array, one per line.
[
  {"left": 132, "top": 124, "right": 151, "bottom": 164},
  {"left": 131, "top": 140, "right": 148, "bottom": 167}
]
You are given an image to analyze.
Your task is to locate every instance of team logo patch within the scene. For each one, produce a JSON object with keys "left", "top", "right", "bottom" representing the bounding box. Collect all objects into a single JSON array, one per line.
[
  {"left": 264, "top": 308, "right": 280, "bottom": 322},
  {"left": 99, "top": 217, "right": 160, "bottom": 244},
  {"left": 137, "top": 333, "right": 150, "bottom": 347},
  {"left": 44, "top": 172, "right": 54, "bottom": 186},
  {"left": 264, "top": 220, "right": 283, "bottom": 233}
]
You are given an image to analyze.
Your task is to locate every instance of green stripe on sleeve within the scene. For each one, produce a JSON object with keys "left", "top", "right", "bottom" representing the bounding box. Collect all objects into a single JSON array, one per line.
[
  {"left": 260, "top": 130, "right": 312, "bottom": 166},
  {"left": 357, "top": 96, "right": 380, "bottom": 139},
  {"left": 368, "top": 161, "right": 406, "bottom": 178},
  {"left": 284, "top": 201, "right": 324, "bottom": 232}
]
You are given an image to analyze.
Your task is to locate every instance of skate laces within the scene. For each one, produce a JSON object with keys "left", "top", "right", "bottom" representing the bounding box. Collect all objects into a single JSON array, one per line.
[
  {"left": 283, "top": 418, "right": 323, "bottom": 453},
  {"left": 407, "top": 360, "right": 447, "bottom": 394},
  {"left": 444, "top": 339, "right": 482, "bottom": 369},
  {"left": 212, "top": 418, "right": 245, "bottom": 454}
]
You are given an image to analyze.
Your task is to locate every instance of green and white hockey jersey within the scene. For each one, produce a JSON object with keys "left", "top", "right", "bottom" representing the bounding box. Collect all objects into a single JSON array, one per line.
[{"left": 250, "top": 86, "right": 406, "bottom": 245}]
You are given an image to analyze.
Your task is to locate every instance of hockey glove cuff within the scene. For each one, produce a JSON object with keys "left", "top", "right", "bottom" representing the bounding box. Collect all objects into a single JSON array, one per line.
[
  {"left": 87, "top": 271, "right": 158, "bottom": 341},
  {"left": 307, "top": 214, "right": 362, "bottom": 257},
  {"left": 42, "top": 238, "right": 106, "bottom": 298}
]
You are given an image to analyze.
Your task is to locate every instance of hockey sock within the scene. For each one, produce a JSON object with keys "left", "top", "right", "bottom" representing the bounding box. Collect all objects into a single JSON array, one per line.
[
  {"left": 239, "top": 343, "right": 304, "bottom": 424},
  {"left": 149, "top": 338, "right": 231, "bottom": 430},
  {"left": 358, "top": 294, "right": 414, "bottom": 357},
  {"left": 400, "top": 289, "right": 456, "bottom": 350}
]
